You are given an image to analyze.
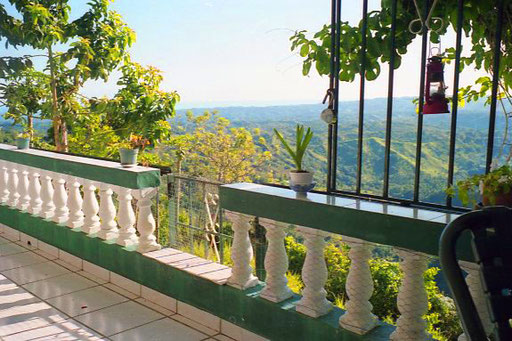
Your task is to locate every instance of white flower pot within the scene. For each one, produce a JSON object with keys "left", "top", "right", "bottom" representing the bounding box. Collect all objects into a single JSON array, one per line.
[{"left": 289, "top": 171, "right": 315, "bottom": 193}]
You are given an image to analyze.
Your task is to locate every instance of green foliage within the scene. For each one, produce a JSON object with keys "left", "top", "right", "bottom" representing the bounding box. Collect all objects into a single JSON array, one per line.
[
  {"left": 166, "top": 111, "right": 272, "bottom": 183},
  {"left": 92, "top": 61, "right": 179, "bottom": 148},
  {"left": 0, "top": 0, "right": 136, "bottom": 150},
  {"left": 274, "top": 125, "right": 313, "bottom": 171},
  {"left": 450, "top": 164, "right": 512, "bottom": 207}
]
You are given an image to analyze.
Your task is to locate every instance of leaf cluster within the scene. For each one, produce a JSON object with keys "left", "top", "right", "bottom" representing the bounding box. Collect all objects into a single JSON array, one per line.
[{"left": 274, "top": 124, "right": 313, "bottom": 171}]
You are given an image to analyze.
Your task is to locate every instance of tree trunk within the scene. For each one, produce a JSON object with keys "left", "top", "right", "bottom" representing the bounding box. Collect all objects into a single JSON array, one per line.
[
  {"left": 27, "top": 114, "right": 33, "bottom": 139},
  {"left": 47, "top": 46, "right": 68, "bottom": 152}
]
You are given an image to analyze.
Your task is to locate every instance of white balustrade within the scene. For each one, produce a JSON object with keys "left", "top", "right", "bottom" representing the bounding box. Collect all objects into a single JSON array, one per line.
[
  {"left": 259, "top": 218, "right": 292, "bottom": 302},
  {"left": 52, "top": 175, "right": 68, "bottom": 224},
  {"left": 17, "top": 167, "right": 30, "bottom": 211},
  {"left": 224, "top": 210, "right": 259, "bottom": 289},
  {"left": 7, "top": 164, "right": 19, "bottom": 207},
  {"left": 40, "top": 171, "right": 55, "bottom": 219},
  {"left": 134, "top": 188, "right": 161, "bottom": 253},
  {"left": 339, "top": 237, "right": 377, "bottom": 334},
  {"left": 27, "top": 168, "right": 42, "bottom": 215},
  {"left": 97, "top": 183, "right": 119, "bottom": 240},
  {"left": 390, "top": 249, "right": 430, "bottom": 341},
  {"left": 116, "top": 187, "right": 138, "bottom": 247},
  {"left": 66, "top": 177, "right": 84, "bottom": 228},
  {"left": 295, "top": 226, "right": 332, "bottom": 318},
  {"left": 0, "top": 161, "right": 9, "bottom": 203},
  {"left": 82, "top": 180, "right": 100, "bottom": 235},
  {"left": 458, "top": 261, "right": 493, "bottom": 340}
]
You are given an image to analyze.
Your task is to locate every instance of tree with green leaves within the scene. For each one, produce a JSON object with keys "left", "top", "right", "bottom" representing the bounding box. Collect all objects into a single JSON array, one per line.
[
  {"left": 0, "top": 0, "right": 135, "bottom": 151},
  {"left": 167, "top": 111, "right": 272, "bottom": 183},
  {"left": 0, "top": 67, "right": 49, "bottom": 138},
  {"left": 92, "top": 61, "right": 179, "bottom": 148}
]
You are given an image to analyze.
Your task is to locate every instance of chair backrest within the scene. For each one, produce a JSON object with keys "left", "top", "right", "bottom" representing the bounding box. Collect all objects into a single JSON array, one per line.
[{"left": 439, "top": 206, "right": 512, "bottom": 341}]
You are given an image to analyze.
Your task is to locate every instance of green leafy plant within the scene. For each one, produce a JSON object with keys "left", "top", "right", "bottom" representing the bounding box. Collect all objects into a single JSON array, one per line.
[
  {"left": 274, "top": 124, "right": 313, "bottom": 172},
  {"left": 448, "top": 164, "right": 512, "bottom": 207},
  {"left": 16, "top": 131, "right": 31, "bottom": 139},
  {"left": 117, "top": 134, "right": 150, "bottom": 150}
]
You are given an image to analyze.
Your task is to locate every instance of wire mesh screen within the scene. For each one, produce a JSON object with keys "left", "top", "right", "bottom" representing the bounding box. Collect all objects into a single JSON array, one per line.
[{"left": 162, "top": 175, "right": 233, "bottom": 265}]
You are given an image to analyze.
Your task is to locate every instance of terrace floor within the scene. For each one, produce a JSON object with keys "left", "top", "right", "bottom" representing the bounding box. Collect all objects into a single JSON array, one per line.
[{"left": 0, "top": 233, "right": 235, "bottom": 341}]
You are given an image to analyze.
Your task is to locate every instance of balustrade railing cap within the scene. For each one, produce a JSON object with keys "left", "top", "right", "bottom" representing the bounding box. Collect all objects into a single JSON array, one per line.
[
  {"left": 220, "top": 183, "right": 474, "bottom": 262},
  {"left": 0, "top": 144, "right": 160, "bottom": 189}
]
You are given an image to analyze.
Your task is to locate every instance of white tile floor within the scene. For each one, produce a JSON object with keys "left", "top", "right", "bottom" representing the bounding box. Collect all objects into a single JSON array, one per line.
[{"left": 0, "top": 235, "right": 236, "bottom": 341}]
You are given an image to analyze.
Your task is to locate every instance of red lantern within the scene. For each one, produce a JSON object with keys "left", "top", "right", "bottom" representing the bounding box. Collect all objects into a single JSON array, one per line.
[{"left": 423, "top": 56, "right": 449, "bottom": 115}]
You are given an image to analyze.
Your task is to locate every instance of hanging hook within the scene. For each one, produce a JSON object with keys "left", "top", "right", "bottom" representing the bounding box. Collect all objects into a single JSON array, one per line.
[{"left": 408, "top": 0, "right": 445, "bottom": 35}]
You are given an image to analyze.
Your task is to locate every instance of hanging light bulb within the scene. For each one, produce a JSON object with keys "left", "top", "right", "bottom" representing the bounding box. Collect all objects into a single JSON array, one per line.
[{"left": 423, "top": 55, "right": 450, "bottom": 115}]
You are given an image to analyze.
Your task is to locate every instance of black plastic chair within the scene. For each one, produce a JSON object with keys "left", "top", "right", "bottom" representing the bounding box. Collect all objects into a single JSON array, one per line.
[{"left": 439, "top": 206, "right": 512, "bottom": 341}]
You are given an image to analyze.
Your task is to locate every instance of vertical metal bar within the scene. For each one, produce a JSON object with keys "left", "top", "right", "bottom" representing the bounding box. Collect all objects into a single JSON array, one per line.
[
  {"left": 446, "top": 0, "right": 464, "bottom": 207},
  {"left": 326, "top": 0, "right": 337, "bottom": 191},
  {"left": 413, "top": 0, "right": 431, "bottom": 202},
  {"left": 485, "top": 0, "right": 504, "bottom": 173},
  {"left": 382, "top": 0, "right": 398, "bottom": 198},
  {"left": 330, "top": 0, "right": 342, "bottom": 190},
  {"left": 355, "top": 0, "right": 369, "bottom": 194}
]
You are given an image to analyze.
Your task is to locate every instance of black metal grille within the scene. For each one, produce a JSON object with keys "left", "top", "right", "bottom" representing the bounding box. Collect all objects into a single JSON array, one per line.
[{"left": 326, "top": 0, "right": 505, "bottom": 211}]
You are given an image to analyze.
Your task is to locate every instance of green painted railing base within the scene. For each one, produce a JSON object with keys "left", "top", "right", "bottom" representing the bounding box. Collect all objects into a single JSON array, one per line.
[{"left": 0, "top": 205, "right": 394, "bottom": 340}]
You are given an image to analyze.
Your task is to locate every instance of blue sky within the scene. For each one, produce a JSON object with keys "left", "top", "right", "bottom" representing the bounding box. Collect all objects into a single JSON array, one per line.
[{"left": 1, "top": 0, "right": 481, "bottom": 108}]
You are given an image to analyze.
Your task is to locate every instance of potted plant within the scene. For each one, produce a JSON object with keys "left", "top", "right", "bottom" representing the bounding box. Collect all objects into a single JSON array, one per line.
[
  {"left": 448, "top": 164, "right": 512, "bottom": 208},
  {"left": 118, "top": 134, "right": 149, "bottom": 168},
  {"left": 15, "top": 131, "right": 31, "bottom": 150},
  {"left": 274, "top": 125, "right": 315, "bottom": 193}
]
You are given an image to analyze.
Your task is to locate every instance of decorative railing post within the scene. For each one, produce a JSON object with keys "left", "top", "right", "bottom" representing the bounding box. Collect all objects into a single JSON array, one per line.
[
  {"left": 82, "top": 180, "right": 100, "bottom": 235},
  {"left": 98, "top": 183, "right": 119, "bottom": 240},
  {"left": 295, "top": 226, "right": 332, "bottom": 317},
  {"left": 27, "top": 168, "right": 42, "bottom": 215},
  {"left": 390, "top": 249, "right": 430, "bottom": 341},
  {"left": 259, "top": 218, "right": 292, "bottom": 302},
  {"left": 458, "top": 261, "right": 493, "bottom": 340},
  {"left": 116, "top": 187, "right": 138, "bottom": 247},
  {"left": 134, "top": 188, "right": 161, "bottom": 253},
  {"left": 66, "top": 177, "right": 84, "bottom": 228},
  {"left": 17, "top": 166, "right": 30, "bottom": 211},
  {"left": 339, "top": 237, "right": 377, "bottom": 334},
  {"left": 224, "top": 210, "right": 259, "bottom": 289},
  {"left": 7, "top": 163, "right": 19, "bottom": 207},
  {"left": 40, "top": 171, "right": 55, "bottom": 219},
  {"left": 52, "top": 175, "right": 69, "bottom": 224},
  {"left": 0, "top": 161, "right": 9, "bottom": 203}
]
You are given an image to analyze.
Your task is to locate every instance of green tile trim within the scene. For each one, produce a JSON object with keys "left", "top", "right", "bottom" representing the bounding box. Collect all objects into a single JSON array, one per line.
[
  {"left": 219, "top": 184, "right": 474, "bottom": 262},
  {"left": 0, "top": 146, "right": 160, "bottom": 189},
  {"left": 2, "top": 205, "right": 393, "bottom": 340}
]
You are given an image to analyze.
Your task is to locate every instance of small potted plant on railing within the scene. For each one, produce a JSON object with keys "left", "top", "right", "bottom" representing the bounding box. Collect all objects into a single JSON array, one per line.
[
  {"left": 274, "top": 124, "right": 315, "bottom": 193},
  {"left": 15, "top": 131, "right": 31, "bottom": 150},
  {"left": 448, "top": 164, "right": 512, "bottom": 208},
  {"left": 118, "top": 134, "right": 150, "bottom": 168}
]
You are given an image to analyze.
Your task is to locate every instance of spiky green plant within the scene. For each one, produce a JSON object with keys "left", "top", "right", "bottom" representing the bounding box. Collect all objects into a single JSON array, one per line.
[{"left": 274, "top": 124, "right": 313, "bottom": 171}]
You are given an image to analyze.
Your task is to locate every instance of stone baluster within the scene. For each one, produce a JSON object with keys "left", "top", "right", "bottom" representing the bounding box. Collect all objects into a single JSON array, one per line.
[
  {"left": 17, "top": 167, "right": 31, "bottom": 211},
  {"left": 390, "top": 249, "right": 430, "bottom": 341},
  {"left": 52, "top": 175, "right": 68, "bottom": 224},
  {"left": 7, "top": 164, "right": 19, "bottom": 207},
  {"left": 116, "top": 187, "right": 138, "bottom": 247},
  {"left": 40, "top": 171, "right": 55, "bottom": 219},
  {"left": 339, "top": 237, "right": 377, "bottom": 334},
  {"left": 66, "top": 177, "right": 84, "bottom": 228},
  {"left": 458, "top": 261, "right": 493, "bottom": 340},
  {"left": 0, "top": 161, "right": 9, "bottom": 203},
  {"left": 259, "top": 218, "right": 292, "bottom": 302},
  {"left": 82, "top": 180, "right": 100, "bottom": 235},
  {"left": 295, "top": 226, "right": 332, "bottom": 317},
  {"left": 97, "top": 183, "right": 119, "bottom": 240},
  {"left": 27, "top": 168, "right": 42, "bottom": 215},
  {"left": 224, "top": 210, "right": 258, "bottom": 289},
  {"left": 134, "top": 188, "right": 161, "bottom": 253}
]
